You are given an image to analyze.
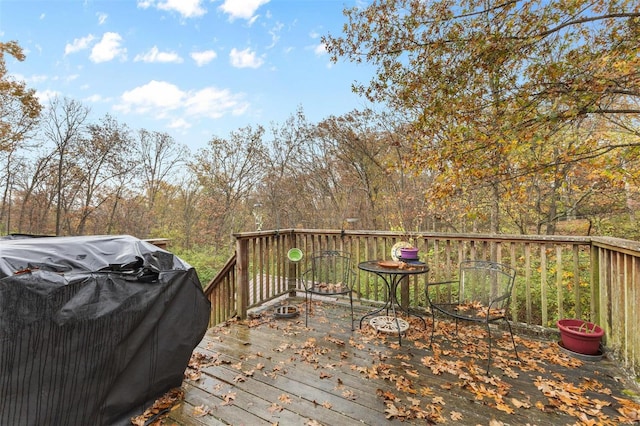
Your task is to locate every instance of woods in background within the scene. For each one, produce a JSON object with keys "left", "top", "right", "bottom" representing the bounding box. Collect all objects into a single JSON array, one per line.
[{"left": 1, "top": 0, "right": 639, "bottom": 252}]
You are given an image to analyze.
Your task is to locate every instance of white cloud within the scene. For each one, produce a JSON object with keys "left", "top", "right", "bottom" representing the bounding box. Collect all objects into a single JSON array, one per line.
[
  {"left": 185, "top": 87, "right": 248, "bottom": 118},
  {"left": 65, "top": 34, "right": 95, "bottom": 55},
  {"left": 229, "top": 48, "right": 264, "bottom": 69},
  {"left": 266, "top": 22, "right": 283, "bottom": 49},
  {"left": 97, "top": 13, "right": 108, "bottom": 25},
  {"left": 36, "top": 89, "right": 60, "bottom": 104},
  {"left": 115, "top": 80, "right": 184, "bottom": 115},
  {"left": 191, "top": 50, "right": 217, "bottom": 66},
  {"left": 90, "top": 32, "right": 126, "bottom": 63},
  {"left": 134, "top": 46, "right": 183, "bottom": 63},
  {"left": 137, "top": 0, "right": 206, "bottom": 18},
  {"left": 219, "top": 0, "right": 270, "bottom": 21},
  {"left": 114, "top": 80, "right": 249, "bottom": 124},
  {"left": 168, "top": 117, "right": 191, "bottom": 130},
  {"left": 29, "top": 74, "right": 49, "bottom": 84},
  {"left": 314, "top": 43, "right": 326, "bottom": 56}
]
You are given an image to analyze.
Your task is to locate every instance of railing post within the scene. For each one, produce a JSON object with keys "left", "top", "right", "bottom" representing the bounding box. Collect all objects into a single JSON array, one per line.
[
  {"left": 236, "top": 238, "right": 249, "bottom": 320},
  {"left": 590, "top": 244, "right": 600, "bottom": 326}
]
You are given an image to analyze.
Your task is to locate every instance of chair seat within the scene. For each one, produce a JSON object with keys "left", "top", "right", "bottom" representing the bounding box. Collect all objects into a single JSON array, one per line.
[
  {"left": 430, "top": 302, "right": 506, "bottom": 323},
  {"left": 308, "top": 282, "right": 350, "bottom": 295}
]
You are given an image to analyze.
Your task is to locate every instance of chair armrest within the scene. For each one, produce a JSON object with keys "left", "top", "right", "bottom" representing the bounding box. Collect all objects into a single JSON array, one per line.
[
  {"left": 487, "top": 292, "right": 511, "bottom": 309},
  {"left": 425, "top": 280, "right": 460, "bottom": 305}
]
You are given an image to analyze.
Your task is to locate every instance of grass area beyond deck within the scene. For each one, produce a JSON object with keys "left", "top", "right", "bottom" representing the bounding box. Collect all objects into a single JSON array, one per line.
[{"left": 157, "top": 300, "right": 640, "bottom": 425}]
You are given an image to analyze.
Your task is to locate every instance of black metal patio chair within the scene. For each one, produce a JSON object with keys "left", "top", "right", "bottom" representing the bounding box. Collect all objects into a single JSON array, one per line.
[
  {"left": 426, "top": 260, "right": 519, "bottom": 374},
  {"left": 301, "top": 250, "right": 355, "bottom": 330}
]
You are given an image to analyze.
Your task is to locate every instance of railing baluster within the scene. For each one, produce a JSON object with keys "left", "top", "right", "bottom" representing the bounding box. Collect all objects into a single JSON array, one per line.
[
  {"left": 540, "top": 244, "right": 548, "bottom": 326},
  {"left": 573, "top": 244, "right": 581, "bottom": 320}
]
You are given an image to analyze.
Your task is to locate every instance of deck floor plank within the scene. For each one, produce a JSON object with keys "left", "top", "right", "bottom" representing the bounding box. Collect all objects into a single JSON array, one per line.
[
  {"left": 195, "top": 324, "right": 406, "bottom": 424},
  {"left": 165, "top": 300, "right": 640, "bottom": 425}
]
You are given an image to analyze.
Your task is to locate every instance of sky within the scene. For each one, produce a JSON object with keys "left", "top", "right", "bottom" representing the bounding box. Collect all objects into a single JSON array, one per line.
[{"left": 0, "top": 0, "right": 375, "bottom": 151}]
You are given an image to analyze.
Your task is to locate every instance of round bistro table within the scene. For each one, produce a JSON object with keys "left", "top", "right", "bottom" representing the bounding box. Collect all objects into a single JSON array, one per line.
[{"left": 358, "top": 260, "right": 429, "bottom": 345}]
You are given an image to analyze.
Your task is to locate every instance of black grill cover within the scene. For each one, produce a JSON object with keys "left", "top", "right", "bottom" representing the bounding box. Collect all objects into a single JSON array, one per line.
[{"left": 0, "top": 235, "right": 210, "bottom": 425}]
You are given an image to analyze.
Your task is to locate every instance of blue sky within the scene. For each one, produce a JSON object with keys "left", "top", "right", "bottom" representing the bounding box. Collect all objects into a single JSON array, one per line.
[{"left": 0, "top": 0, "right": 374, "bottom": 151}]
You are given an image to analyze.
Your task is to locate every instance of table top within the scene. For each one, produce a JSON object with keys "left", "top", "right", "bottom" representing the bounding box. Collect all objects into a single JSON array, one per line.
[{"left": 358, "top": 260, "right": 429, "bottom": 276}]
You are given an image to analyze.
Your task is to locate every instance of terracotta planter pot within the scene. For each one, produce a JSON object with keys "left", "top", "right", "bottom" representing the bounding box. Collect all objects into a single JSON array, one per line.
[{"left": 557, "top": 319, "right": 603, "bottom": 355}]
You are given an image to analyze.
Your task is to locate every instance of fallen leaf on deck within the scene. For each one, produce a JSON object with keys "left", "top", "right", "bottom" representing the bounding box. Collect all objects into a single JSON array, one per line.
[
  {"left": 268, "top": 403, "right": 284, "bottom": 413},
  {"left": 279, "top": 394, "right": 292, "bottom": 404},
  {"left": 193, "top": 405, "right": 211, "bottom": 417},
  {"left": 221, "top": 392, "right": 236, "bottom": 406},
  {"left": 319, "top": 371, "right": 332, "bottom": 379}
]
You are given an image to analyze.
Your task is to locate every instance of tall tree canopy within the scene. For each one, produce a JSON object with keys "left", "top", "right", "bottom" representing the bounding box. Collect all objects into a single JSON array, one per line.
[
  {"left": 0, "top": 41, "right": 42, "bottom": 152},
  {"left": 0, "top": 41, "right": 42, "bottom": 232},
  {"left": 323, "top": 0, "right": 640, "bottom": 232}
]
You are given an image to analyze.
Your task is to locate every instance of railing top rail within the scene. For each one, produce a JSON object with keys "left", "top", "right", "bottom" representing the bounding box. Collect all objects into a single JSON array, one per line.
[
  {"left": 591, "top": 236, "right": 640, "bottom": 255},
  {"left": 233, "top": 229, "right": 594, "bottom": 245}
]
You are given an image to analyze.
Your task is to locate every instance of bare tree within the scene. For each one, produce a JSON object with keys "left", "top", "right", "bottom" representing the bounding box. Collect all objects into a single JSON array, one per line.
[
  {"left": 137, "top": 129, "right": 184, "bottom": 209},
  {"left": 13, "top": 151, "right": 56, "bottom": 234},
  {"left": 190, "top": 125, "right": 266, "bottom": 244},
  {"left": 41, "top": 96, "right": 89, "bottom": 235},
  {"left": 136, "top": 129, "right": 185, "bottom": 236},
  {"left": 73, "top": 114, "right": 137, "bottom": 234},
  {"left": 258, "top": 108, "right": 312, "bottom": 229}
]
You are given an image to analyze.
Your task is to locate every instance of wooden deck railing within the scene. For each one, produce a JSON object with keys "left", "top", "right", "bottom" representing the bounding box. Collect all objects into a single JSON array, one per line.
[{"left": 202, "top": 229, "right": 640, "bottom": 376}]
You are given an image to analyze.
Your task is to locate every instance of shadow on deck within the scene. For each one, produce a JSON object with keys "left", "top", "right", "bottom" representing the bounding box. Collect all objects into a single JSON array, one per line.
[{"left": 155, "top": 300, "right": 640, "bottom": 425}]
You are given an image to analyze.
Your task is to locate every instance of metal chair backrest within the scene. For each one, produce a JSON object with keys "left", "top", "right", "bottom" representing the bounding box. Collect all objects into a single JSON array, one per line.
[
  {"left": 308, "top": 250, "right": 353, "bottom": 293},
  {"left": 458, "top": 260, "right": 516, "bottom": 312}
]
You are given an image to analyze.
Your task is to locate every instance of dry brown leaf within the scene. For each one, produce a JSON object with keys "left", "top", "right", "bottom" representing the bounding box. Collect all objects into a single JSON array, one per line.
[
  {"left": 432, "top": 396, "right": 445, "bottom": 405},
  {"left": 221, "top": 392, "right": 236, "bottom": 406},
  {"left": 407, "top": 397, "right": 421, "bottom": 407},
  {"left": 406, "top": 369, "right": 420, "bottom": 378},
  {"left": 450, "top": 411, "right": 463, "bottom": 421},
  {"left": 385, "top": 403, "right": 408, "bottom": 419},
  {"left": 279, "top": 394, "right": 292, "bottom": 404},
  {"left": 511, "top": 397, "right": 531, "bottom": 409},
  {"left": 342, "top": 389, "right": 357, "bottom": 400},
  {"left": 495, "top": 401, "right": 515, "bottom": 414},
  {"left": 268, "top": 403, "right": 284, "bottom": 413},
  {"left": 193, "top": 404, "right": 211, "bottom": 417}
]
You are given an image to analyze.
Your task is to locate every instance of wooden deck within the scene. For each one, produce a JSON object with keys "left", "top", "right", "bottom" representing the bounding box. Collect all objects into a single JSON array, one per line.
[{"left": 160, "top": 300, "right": 640, "bottom": 425}]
